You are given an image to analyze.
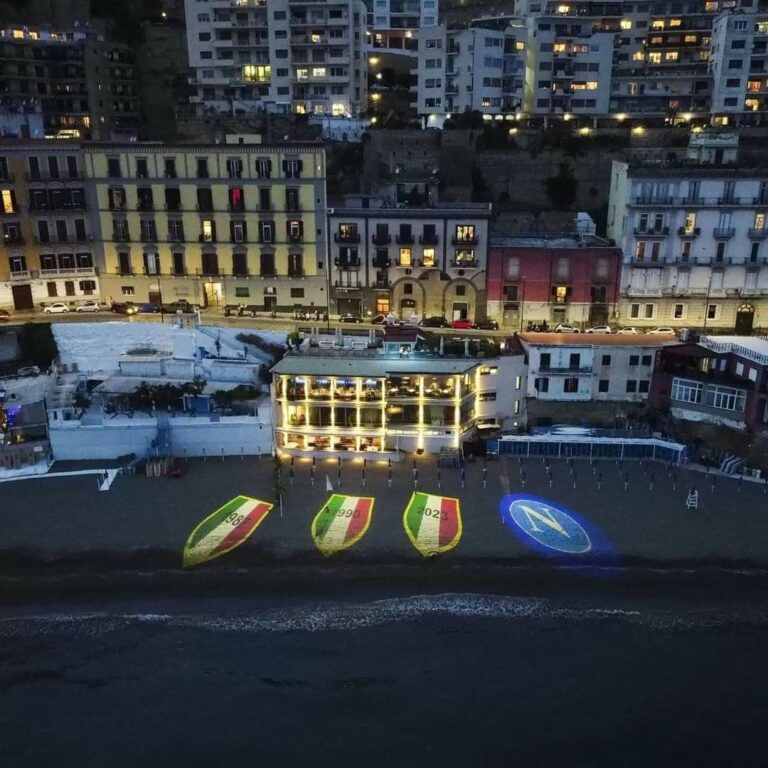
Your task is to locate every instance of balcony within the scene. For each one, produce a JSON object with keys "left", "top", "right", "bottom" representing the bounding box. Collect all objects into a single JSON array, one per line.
[
  {"left": 372, "top": 258, "right": 391, "bottom": 269},
  {"left": 419, "top": 233, "right": 439, "bottom": 245},
  {"left": 717, "top": 197, "right": 741, "bottom": 206},
  {"left": 629, "top": 258, "right": 664, "bottom": 268},
  {"left": 39, "top": 266, "right": 96, "bottom": 278},
  {"left": 136, "top": 202, "right": 155, "bottom": 212},
  {"left": 713, "top": 227, "right": 736, "bottom": 239},
  {"left": 3, "top": 235, "right": 24, "bottom": 245},
  {"left": 539, "top": 365, "right": 594, "bottom": 375},
  {"left": 634, "top": 226, "right": 669, "bottom": 237},
  {"left": 677, "top": 227, "right": 700, "bottom": 238},
  {"left": 372, "top": 233, "right": 391, "bottom": 245},
  {"left": 450, "top": 259, "right": 478, "bottom": 269},
  {"left": 396, "top": 233, "right": 415, "bottom": 245},
  {"left": 335, "top": 258, "right": 361, "bottom": 268},
  {"left": 198, "top": 235, "right": 217, "bottom": 243},
  {"left": 632, "top": 197, "right": 674, "bottom": 206},
  {"left": 35, "top": 234, "right": 93, "bottom": 245},
  {"left": 452, "top": 235, "right": 478, "bottom": 246},
  {"left": 334, "top": 231, "right": 360, "bottom": 244},
  {"left": 749, "top": 227, "right": 768, "bottom": 239},
  {"left": 9, "top": 270, "right": 31, "bottom": 281},
  {"left": 196, "top": 204, "right": 215, "bottom": 213},
  {"left": 288, "top": 268, "right": 305, "bottom": 278}
]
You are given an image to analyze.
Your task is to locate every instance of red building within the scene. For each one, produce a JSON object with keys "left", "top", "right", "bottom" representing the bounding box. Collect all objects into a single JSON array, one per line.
[{"left": 487, "top": 235, "right": 622, "bottom": 331}]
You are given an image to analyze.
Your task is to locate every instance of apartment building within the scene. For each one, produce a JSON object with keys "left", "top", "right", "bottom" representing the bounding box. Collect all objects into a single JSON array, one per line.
[
  {"left": 326, "top": 197, "right": 491, "bottom": 320},
  {"left": 649, "top": 334, "right": 768, "bottom": 430},
  {"left": 607, "top": 133, "right": 768, "bottom": 333},
  {"left": 184, "top": 0, "right": 368, "bottom": 117},
  {"left": 522, "top": 3, "right": 615, "bottom": 118},
  {"left": 0, "top": 141, "right": 99, "bottom": 310},
  {"left": 710, "top": 10, "right": 768, "bottom": 125},
  {"left": 369, "top": 0, "right": 436, "bottom": 55},
  {"left": 487, "top": 234, "right": 622, "bottom": 330},
  {"left": 270, "top": 327, "right": 526, "bottom": 455},
  {"left": 0, "top": 24, "right": 139, "bottom": 140},
  {"left": 82, "top": 138, "right": 327, "bottom": 312},
  {"left": 520, "top": 332, "right": 676, "bottom": 402},
  {"left": 414, "top": 17, "right": 527, "bottom": 123}
]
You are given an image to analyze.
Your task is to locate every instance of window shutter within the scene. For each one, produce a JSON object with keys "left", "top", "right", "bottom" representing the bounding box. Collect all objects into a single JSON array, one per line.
[
  {"left": 241, "top": 221, "right": 247, "bottom": 241},
  {"left": 143, "top": 253, "right": 149, "bottom": 274},
  {"left": 297, "top": 160, "right": 304, "bottom": 174},
  {"left": 298, "top": 220, "right": 303, "bottom": 237},
  {"left": 282, "top": 160, "right": 288, "bottom": 176},
  {"left": 230, "top": 220, "right": 236, "bottom": 243},
  {"left": 551, "top": 286, "right": 557, "bottom": 296},
  {"left": 566, "top": 287, "right": 573, "bottom": 298}
]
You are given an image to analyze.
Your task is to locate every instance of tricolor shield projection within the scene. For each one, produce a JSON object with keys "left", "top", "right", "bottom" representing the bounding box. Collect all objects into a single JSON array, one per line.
[
  {"left": 183, "top": 495, "right": 272, "bottom": 567},
  {"left": 311, "top": 494, "right": 374, "bottom": 556},
  {"left": 403, "top": 492, "right": 462, "bottom": 557}
]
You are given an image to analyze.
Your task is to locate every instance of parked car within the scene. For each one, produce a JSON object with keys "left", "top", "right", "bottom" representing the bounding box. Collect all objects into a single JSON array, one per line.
[
  {"left": 371, "top": 314, "right": 387, "bottom": 325},
  {"left": 555, "top": 324, "right": 580, "bottom": 333},
  {"left": 17, "top": 365, "right": 41, "bottom": 377},
  {"left": 139, "top": 303, "right": 160, "bottom": 313},
  {"left": 43, "top": 302, "right": 69, "bottom": 314},
  {"left": 475, "top": 319, "right": 499, "bottom": 331},
  {"left": 162, "top": 300, "right": 198, "bottom": 314},
  {"left": 75, "top": 301, "right": 101, "bottom": 313},
  {"left": 0, "top": 308, "right": 11, "bottom": 322},
  {"left": 647, "top": 327, "right": 676, "bottom": 335},
  {"left": 617, "top": 327, "right": 640, "bottom": 335},
  {"left": 449, "top": 318, "right": 475, "bottom": 330},
  {"left": 585, "top": 325, "right": 612, "bottom": 334},
  {"left": 420, "top": 316, "right": 449, "bottom": 328},
  {"left": 339, "top": 313, "right": 363, "bottom": 323},
  {"left": 111, "top": 301, "right": 138, "bottom": 316}
]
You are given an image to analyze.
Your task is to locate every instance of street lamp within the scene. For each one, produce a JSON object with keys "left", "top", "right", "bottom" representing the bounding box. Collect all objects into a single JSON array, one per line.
[{"left": 519, "top": 276, "right": 527, "bottom": 332}]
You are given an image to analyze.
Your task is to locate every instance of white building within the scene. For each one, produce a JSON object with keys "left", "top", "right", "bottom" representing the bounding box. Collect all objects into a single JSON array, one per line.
[
  {"left": 608, "top": 132, "right": 768, "bottom": 333},
  {"left": 414, "top": 17, "right": 527, "bottom": 124},
  {"left": 520, "top": 332, "right": 676, "bottom": 402},
  {"left": 710, "top": 11, "right": 768, "bottom": 126},
  {"left": 184, "top": 0, "right": 368, "bottom": 117},
  {"left": 368, "top": 0, "right": 437, "bottom": 56}
]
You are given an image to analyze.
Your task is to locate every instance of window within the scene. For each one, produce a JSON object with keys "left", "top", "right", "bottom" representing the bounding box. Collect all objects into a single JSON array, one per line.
[
  {"left": 707, "top": 304, "right": 718, "bottom": 321},
  {"left": 479, "top": 392, "right": 497, "bottom": 402},
  {"left": 456, "top": 285, "right": 466, "bottom": 297},
  {"left": 231, "top": 220, "right": 247, "bottom": 244},
  {"left": 601, "top": 354, "right": 611, "bottom": 366},
  {"left": 641, "top": 355, "right": 652, "bottom": 366},
  {"left": 399, "top": 248, "right": 412, "bottom": 266},
  {"left": 201, "top": 219, "right": 216, "bottom": 243},
  {"left": 0, "top": 189, "right": 16, "bottom": 214},
  {"left": 422, "top": 248, "right": 435, "bottom": 267},
  {"left": 515, "top": 376, "right": 521, "bottom": 390},
  {"left": 107, "top": 158, "right": 121, "bottom": 178},
  {"left": 673, "top": 303, "right": 686, "bottom": 319},
  {"left": 287, "top": 220, "right": 303, "bottom": 241},
  {"left": 403, "top": 283, "right": 413, "bottom": 295},
  {"left": 709, "top": 384, "right": 746, "bottom": 412},
  {"left": 639, "top": 380, "right": 649, "bottom": 394},
  {"left": 235, "top": 287, "right": 250, "bottom": 299},
  {"left": 535, "top": 378, "right": 549, "bottom": 393},
  {"left": 172, "top": 251, "right": 185, "bottom": 276},
  {"left": 242, "top": 65, "right": 270, "bottom": 83},
  {"left": 626, "top": 380, "right": 637, "bottom": 393},
  {"left": 564, "top": 378, "right": 579, "bottom": 394},
  {"left": 671, "top": 377, "right": 703, "bottom": 404},
  {"left": 480, "top": 366, "right": 499, "bottom": 376},
  {"left": 455, "top": 224, "right": 475, "bottom": 243},
  {"left": 256, "top": 158, "right": 272, "bottom": 179},
  {"left": 226, "top": 157, "right": 243, "bottom": 179},
  {"left": 454, "top": 250, "right": 475, "bottom": 267},
  {"left": 598, "top": 379, "right": 609, "bottom": 393},
  {"left": 290, "top": 288, "right": 305, "bottom": 299},
  {"left": 540, "top": 353, "right": 551, "bottom": 368},
  {"left": 283, "top": 159, "right": 303, "bottom": 179},
  {"left": 286, "top": 188, "right": 300, "bottom": 211},
  {"left": 196, "top": 158, "right": 209, "bottom": 179},
  {"left": 259, "top": 221, "right": 274, "bottom": 244},
  {"left": 629, "top": 355, "right": 639, "bottom": 366},
  {"left": 135, "top": 158, "right": 148, "bottom": 179}
]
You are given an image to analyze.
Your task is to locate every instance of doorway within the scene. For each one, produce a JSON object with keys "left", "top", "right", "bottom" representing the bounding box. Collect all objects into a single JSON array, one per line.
[
  {"left": 735, "top": 304, "right": 755, "bottom": 335},
  {"left": 264, "top": 294, "right": 277, "bottom": 312},
  {"left": 11, "top": 283, "right": 33, "bottom": 310},
  {"left": 400, "top": 298, "right": 417, "bottom": 318},
  {"left": 203, "top": 282, "right": 222, "bottom": 308},
  {"left": 452, "top": 302, "right": 468, "bottom": 321},
  {"left": 148, "top": 290, "right": 162, "bottom": 309}
]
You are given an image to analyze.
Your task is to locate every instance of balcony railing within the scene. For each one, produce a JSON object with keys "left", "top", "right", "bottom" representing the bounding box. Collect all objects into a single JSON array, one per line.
[
  {"left": 717, "top": 197, "right": 740, "bottom": 206},
  {"left": 372, "top": 258, "right": 391, "bottom": 269},
  {"left": 452, "top": 235, "right": 478, "bottom": 246},
  {"left": 334, "top": 232, "right": 360, "bottom": 244},
  {"left": 35, "top": 234, "right": 92, "bottom": 244},
  {"left": 450, "top": 259, "right": 478, "bottom": 268},
  {"left": 288, "top": 268, "right": 305, "bottom": 277},
  {"left": 713, "top": 227, "right": 736, "bottom": 238},
  {"left": 396, "top": 233, "right": 415, "bottom": 245},
  {"left": 748, "top": 227, "right": 768, "bottom": 239},
  {"left": 3, "top": 235, "right": 24, "bottom": 245},
  {"left": 419, "top": 234, "right": 439, "bottom": 245},
  {"left": 677, "top": 226, "right": 700, "bottom": 237},
  {"left": 372, "top": 233, "right": 391, "bottom": 245},
  {"left": 634, "top": 226, "right": 669, "bottom": 236},
  {"left": 9, "top": 270, "right": 31, "bottom": 281},
  {"left": 39, "top": 266, "right": 96, "bottom": 277}
]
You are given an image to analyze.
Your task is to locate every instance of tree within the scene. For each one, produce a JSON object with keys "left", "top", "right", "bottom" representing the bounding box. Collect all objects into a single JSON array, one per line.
[
  {"left": 17, "top": 323, "right": 58, "bottom": 370},
  {"left": 543, "top": 162, "right": 578, "bottom": 209}
]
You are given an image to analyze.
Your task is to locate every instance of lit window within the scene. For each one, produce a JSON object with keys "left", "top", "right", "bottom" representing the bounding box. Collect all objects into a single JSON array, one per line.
[
  {"left": 755, "top": 212, "right": 766, "bottom": 230},
  {"left": 296, "top": 68, "right": 308, "bottom": 80},
  {"left": 620, "top": 19, "right": 632, "bottom": 29},
  {"left": 554, "top": 42, "right": 567, "bottom": 53},
  {"left": 399, "top": 248, "right": 412, "bottom": 266},
  {"left": 747, "top": 80, "right": 762, "bottom": 93},
  {"left": 1, "top": 189, "right": 14, "bottom": 213},
  {"left": 585, "top": 81, "right": 598, "bottom": 90},
  {"left": 516, "top": 41, "right": 525, "bottom": 51},
  {"left": 669, "top": 18, "right": 682, "bottom": 27},
  {"left": 422, "top": 248, "right": 435, "bottom": 267},
  {"left": 455, "top": 224, "right": 475, "bottom": 242},
  {"left": 746, "top": 98, "right": 760, "bottom": 111},
  {"left": 684, "top": 35, "right": 697, "bottom": 43},
  {"left": 242, "top": 64, "right": 270, "bottom": 83},
  {"left": 651, "top": 19, "right": 665, "bottom": 30},
  {"left": 312, "top": 67, "right": 327, "bottom": 78},
  {"left": 648, "top": 52, "right": 662, "bottom": 64},
  {"left": 554, "top": 285, "right": 568, "bottom": 303},
  {"left": 201, "top": 220, "right": 214, "bottom": 242},
  {"left": 632, "top": 51, "right": 645, "bottom": 62},
  {"left": 683, "top": 212, "right": 696, "bottom": 233},
  {"left": 665, "top": 51, "right": 679, "bottom": 62}
]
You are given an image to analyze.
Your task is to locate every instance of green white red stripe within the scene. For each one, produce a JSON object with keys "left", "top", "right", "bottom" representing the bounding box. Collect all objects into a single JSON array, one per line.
[
  {"left": 403, "top": 492, "right": 462, "bottom": 557},
  {"left": 311, "top": 494, "right": 374, "bottom": 556},
  {"left": 183, "top": 495, "right": 272, "bottom": 567}
]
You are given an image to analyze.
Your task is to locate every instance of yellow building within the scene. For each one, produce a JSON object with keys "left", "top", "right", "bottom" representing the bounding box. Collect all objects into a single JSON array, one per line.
[
  {"left": 0, "top": 141, "right": 99, "bottom": 311},
  {"left": 82, "top": 137, "right": 327, "bottom": 311}
]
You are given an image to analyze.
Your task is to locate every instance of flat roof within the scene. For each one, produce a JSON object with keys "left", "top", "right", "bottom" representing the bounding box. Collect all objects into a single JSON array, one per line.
[
  {"left": 520, "top": 333, "right": 679, "bottom": 347},
  {"left": 271, "top": 355, "right": 479, "bottom": 377},
  {"left": 0, "top": 374, "right": 50, "bottom": 407},
  {"left": 490, "top": 235, "right": 617, "bottom": 249},
  {"left": 700, "top": 335, "right": 768, "bottom": 366}
]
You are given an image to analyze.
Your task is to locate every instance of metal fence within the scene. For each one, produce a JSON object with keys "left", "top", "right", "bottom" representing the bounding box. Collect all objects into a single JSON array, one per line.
[{"left": 488, "top": 435, "right": 686, "bottom": 464}]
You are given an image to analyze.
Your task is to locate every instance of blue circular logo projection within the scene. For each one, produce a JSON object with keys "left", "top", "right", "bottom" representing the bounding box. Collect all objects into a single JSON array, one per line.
[{"left": 499, "top": 495, "right": 615, "bottom": 562}]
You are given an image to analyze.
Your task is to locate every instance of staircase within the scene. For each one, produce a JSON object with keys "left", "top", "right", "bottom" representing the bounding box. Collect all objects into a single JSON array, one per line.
[{"left": 155, "top": 411, "right": 172, "bottom": 458}]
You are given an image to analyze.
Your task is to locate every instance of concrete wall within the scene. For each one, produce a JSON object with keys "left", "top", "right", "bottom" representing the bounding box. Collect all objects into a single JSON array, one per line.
[{"left": 49, "top": 414, "right": 273, "bottom": 460}]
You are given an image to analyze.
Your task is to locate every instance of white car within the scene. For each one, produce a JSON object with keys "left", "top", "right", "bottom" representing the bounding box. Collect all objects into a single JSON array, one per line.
[
  {"left": 555, "top": 324, "right": 580, "bottom": 333},
  {"left": 585, "top": 325, "right": 612, "bottom": 334},
  {"left": 617, "top": 327, "right": 640, "bottom": 335},
  {"left": 75, "top": 301, "right": 101, "bottom": 313},
  {"left": 647, "top": 327, "right": 676, "bottom": 335},
  {"left": 43, "top": 302, "right": 70, "bottom": 314}
]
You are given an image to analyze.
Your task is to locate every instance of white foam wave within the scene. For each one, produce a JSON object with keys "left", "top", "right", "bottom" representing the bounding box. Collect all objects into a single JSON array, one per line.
[{"left": 0, "top": 594, "right": 765, "bottom": 637}]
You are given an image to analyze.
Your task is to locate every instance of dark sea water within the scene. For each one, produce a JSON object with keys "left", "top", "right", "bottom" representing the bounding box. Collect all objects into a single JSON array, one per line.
[{"left": 2, "top": 590, "right": 768, "bottom": 768}]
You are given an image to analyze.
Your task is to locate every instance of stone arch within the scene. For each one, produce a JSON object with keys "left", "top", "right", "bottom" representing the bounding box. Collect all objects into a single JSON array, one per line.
[
  {"left": 441, "top": 277, "right": 479, "bottom": 321},
  {"left": 391, "top": 275, "right": 427, "bottom": 318}
]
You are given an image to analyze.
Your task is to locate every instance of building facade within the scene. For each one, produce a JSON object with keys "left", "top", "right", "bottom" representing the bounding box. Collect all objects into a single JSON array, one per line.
[
  {"left": 607, "top": 139, "right": 768, "bottom": 333},
  {"left": 184, "top": 0, "right": 368, "bottom": 118},
  {"left": 270, "top": 330, "right": 525, "bottom": 455},
  {"left": 486, "top": 235, "right": 622, "bottom": 330},
  {"left": 82, "top": 138, "right": 328, "bottom": 312},
  {"left": 710, "top": 11, "right": 768, "bottom": 126},
  {"left": 648, "top": 334, "right": 768, "bottom": 430},
  {"left": 0, "top": 141, "right": 99, "bottom": 310},
  {"left": 0, "top": 24, "right": 139, "bottom": 140},
  {"left": 369, "top": 0, "right": 435, "bottom": 55},
  {"left": 414, "top": 17, "right": 527, "bottom": 124},
  {"left": 327, "top": 198, "right": 491, "bottom": 320},
  {"left": 520, "top": 332, "right": 676, "bottom": 402}
]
